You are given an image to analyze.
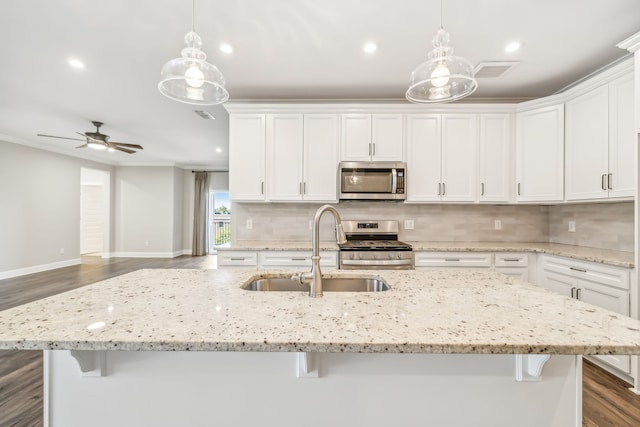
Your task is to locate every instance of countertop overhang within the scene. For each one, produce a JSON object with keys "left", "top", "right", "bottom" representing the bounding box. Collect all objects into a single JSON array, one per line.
[{"left": 1, "top": 268, "right": 639, "bottom": 355}]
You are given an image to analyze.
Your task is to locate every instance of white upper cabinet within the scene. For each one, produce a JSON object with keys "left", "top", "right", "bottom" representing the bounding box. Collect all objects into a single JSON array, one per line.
[
  {"left": 229, "top": 114, "right": 266, "bottom": 201},
  {"left": 302, "top": 114, "right": 339, "bottom": 201},
  {"left": 478, "top": 114, "right": 511, "bottom": 202},
  {"left": 565, "top": 86, "right": 609, "bottom": 200},
  {"left": 515, "top": 104, "right": 564, "bottom": 202},
  {"left": 266, "top": 114, "right": 304, "bottom": 201},
  {"left": 266, "top": 113, "right": 338, "bottom": 202},
  {"left": 406, "top": 113, "right": 477, "bottom": 202},
  {"left": 341, "top": 113, "right": 403, "bottom": 161},
  {"left": 608, "top": 73, "right": 635, "bottom": 198},
  {"left": 565, "top": 73, "right": 635, "bottom": 200}
]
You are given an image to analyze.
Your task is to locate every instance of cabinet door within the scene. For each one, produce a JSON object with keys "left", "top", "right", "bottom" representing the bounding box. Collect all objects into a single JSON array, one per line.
[
  {"left": 371, "top": 114, "right": 404, "bottom": 161},
  {"left": 266, "top": 114, "right": 304, "bottom": 201},
  {"left": 229, "top": 114, "right": 266, "bottom": 201},
  {"left": 440, "top": 114, "right": 477, "bottom": 202},
  {"left": 341, "top": 114, "right": 372, "bottom": 161},
  {"left": 303, "top": 114, "right": 339, "bottom": 202},
  {"left": 515, "top": 105, "right": 564, "bottom": 202},
  {"left": 478, "top": 114, "right": 511, "bottom": 202},
  {"left": 608, "top": 73, "right": 635, "bottom": 198},
  {"left": 565, "top": 86, "right": 609, "bottom": 200},
  {"left": 539, "top": 270, "right": 576, "bottom": 296},
  {"left": 405, "top": 114, "right": 441, "bottom": 202}
]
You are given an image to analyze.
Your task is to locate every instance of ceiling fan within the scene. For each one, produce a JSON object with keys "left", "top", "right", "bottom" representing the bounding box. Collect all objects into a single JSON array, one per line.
[{"left": 37, "top": 121, "right": 144, "bottom": 154}]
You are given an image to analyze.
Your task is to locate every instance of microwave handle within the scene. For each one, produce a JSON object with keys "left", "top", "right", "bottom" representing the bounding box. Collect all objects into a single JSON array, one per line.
[{"left": 391, "top": 168, "right": 398, "bottom": 194}]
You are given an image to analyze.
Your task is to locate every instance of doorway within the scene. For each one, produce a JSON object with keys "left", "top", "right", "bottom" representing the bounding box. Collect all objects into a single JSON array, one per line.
[
  {"left": 208, "top": 191, "right": 231, "bottom": 253},
  {"left": 80, "top": 168, "right": 111, "bottom": 257}
]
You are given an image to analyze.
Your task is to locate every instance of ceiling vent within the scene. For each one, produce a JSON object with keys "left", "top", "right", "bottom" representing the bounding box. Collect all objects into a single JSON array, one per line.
[
  {"left": 193, "top": 110, "right": 216, "bottom": 120},
  {"left": 473, "top": 61, "right": 520, "bottom": 78}
]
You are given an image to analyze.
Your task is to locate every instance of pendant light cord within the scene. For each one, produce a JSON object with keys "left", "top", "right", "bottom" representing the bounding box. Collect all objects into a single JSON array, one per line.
[
  {"left": 191, "top": 0, "right": 196, "bottom": 32},
  {"left": 439, "top": 0, "right": 443, "bottom": 28}
]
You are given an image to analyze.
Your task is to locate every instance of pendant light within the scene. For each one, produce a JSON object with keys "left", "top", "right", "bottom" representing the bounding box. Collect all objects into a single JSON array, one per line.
[
  {"left": 158, "top": 0, "right": 229, "bottom": 105},
  {"left": 405, "top": 0, "right": 477, "bottom": 103}
]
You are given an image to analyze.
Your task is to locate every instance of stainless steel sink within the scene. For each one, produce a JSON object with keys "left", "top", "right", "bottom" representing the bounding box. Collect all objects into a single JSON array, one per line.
[{"left": 241, "top": 276, "right": 390, "bottom": 292}]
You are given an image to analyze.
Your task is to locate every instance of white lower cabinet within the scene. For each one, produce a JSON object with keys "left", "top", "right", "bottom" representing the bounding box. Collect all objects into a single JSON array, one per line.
[
  {"left": 258, "top": 251, "right": 338, "bottom": 269},
  {"left": 414, "top": 252, "right": 492, "bottom": 268},
  {"left": 538, "top": 254, "right": 631, "bottom": 374},
  {"left": 493, "top": 253, "right": 530, "bottom": 281},
  {"left": 217, "top": 251, "right": 259, "bottom": 268}
]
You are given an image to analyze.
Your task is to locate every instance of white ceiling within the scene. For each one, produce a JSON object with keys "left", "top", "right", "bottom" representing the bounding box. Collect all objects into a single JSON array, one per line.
[{"left": 0, "top": 0, "right": 639, "bottom": 169}]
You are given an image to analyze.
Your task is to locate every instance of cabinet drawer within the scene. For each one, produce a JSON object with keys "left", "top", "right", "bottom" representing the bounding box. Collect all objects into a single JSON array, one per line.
[
  {"left": 494, "top": 253, "right": 529, "bottom": 267},
  {"left": 415, "top": 252, "right": 492, "bottom": 268},
  {"left": 217, "top": 251, "right": 258, "bottom": 267},
  {"left": 258, "top": 251, "right": 338, "bottom": 269},
  {"left": 540, "top": 255, "right": 629, "bottom": 290}
]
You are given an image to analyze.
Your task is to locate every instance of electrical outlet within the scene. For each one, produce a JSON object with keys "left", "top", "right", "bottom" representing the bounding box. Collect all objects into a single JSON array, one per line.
[
  {"left": 308, "top": 220, "right": 313, "bottom": 230},
  {"left": 144, "top": 241, "right": 149, "bottom": 247},
  {"left": 404, "top": 219, "right": 414, "bottom": 230},
  {"left": 246, "top": 219, "right": 253, "bottom": 230},
  {"left": 568, "top": 221, "right": 576, "bottom": 232},
  {"left": 59, "top": 247, "right": 65, "bottom": 254},
  {"left": 494, "top": 220, "right": 502, "bottom": 230}
]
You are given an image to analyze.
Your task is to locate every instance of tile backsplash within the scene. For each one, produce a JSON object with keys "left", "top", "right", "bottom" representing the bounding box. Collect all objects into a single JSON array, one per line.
[
  {"left": 548, "top": 202, "right": 633, "bottom": 252},
  {"left": 233, "top": 201, "right": 634, "bottom": 252}
]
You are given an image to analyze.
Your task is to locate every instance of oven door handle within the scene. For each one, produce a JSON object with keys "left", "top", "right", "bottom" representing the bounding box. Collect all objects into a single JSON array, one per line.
[
  {"left": 391, "top": 168, "right": 398, "bottom": 194},
  {"left": 341, "top": 259, "right": 413, "bottom": 266}
]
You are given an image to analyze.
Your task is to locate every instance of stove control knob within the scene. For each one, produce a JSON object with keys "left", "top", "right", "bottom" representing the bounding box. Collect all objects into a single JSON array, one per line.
[
  {"left": 397, "top": 254, "right": 402, "bottom": 260},
  {"left": 358, "top": 253, "right": 363, "bottom": 260},
  {"left": 388, "top": 253, "right": 394, "bottom": 260},
  {"left": 349, "top": 253, "right": 354, "bottom": 260},
  {"left": 373, "top": 253, "right": 379, "bottom": 260}
]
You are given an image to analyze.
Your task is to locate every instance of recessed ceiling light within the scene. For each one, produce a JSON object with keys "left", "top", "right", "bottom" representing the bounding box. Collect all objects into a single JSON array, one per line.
[
  {"left": 505, "top": 42, "right": 522, "bottom": 53},
  {"left": 215, "top": 147, "right": 222, "bottom": 153},
  {"left": 220, "top": 43, "right": 233, "bottom": 54},
  {"left": 363, "top": 42, "right": 377, "bottom": 53},
  {"left": 68, "top": 58, "right": 85, "bottom": 70}
]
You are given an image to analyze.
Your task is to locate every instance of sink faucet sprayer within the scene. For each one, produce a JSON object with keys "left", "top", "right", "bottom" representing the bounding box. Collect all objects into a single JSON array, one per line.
[{"left": 292, "top": 205, "right": 347, "bottom": 297}]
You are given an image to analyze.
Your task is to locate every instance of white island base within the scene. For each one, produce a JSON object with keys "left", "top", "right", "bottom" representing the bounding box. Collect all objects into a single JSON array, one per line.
[{"left": 46, "top": 350, "right": 581, "bottom": 427}]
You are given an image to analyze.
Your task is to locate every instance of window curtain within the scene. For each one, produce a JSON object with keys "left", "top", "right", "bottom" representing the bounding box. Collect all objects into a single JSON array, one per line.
[{"left": 192, "top": 172, "right": 210, "bottom": 256}]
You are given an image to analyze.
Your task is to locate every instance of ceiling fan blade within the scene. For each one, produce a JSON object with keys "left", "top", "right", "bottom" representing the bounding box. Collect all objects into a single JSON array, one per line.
[
  {"left": 110, "top": 142, "right": 143, "bottom": 150},
  {"left": 75, "top": 144, "right": 88, "bottom": 149},
  {"left": 37, "top": 134, "right": 85, "bottom": 142},
  {"left": 113, "top": 146, "right": 136, "bottom": 154},
  {"left": 76, "top": 132, "right": 95, "bottom": 141}
]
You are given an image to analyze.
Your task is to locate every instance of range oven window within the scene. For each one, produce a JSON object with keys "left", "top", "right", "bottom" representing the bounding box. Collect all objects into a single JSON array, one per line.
[{"left": 341, "top": 168, "right": 393, "bottom": 193}]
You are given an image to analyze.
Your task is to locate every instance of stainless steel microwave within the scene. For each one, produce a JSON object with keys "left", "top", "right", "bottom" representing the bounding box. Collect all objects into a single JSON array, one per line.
[{"left": 339, "top": 161, "right": 406, "bottom": 200}]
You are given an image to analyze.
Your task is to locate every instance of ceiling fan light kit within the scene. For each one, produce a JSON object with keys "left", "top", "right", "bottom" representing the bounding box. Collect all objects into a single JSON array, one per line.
[
  {"left": 158, "top": 1, "right": 229, "bottom": 106},
  {"left": 405, "top": 1, "right": 477, "bottom": 103}
]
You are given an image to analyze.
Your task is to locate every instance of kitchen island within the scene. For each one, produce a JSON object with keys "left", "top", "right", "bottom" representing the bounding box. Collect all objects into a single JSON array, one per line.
[{"left": 2, "top": 268, "right": 640, "bottom": 426}]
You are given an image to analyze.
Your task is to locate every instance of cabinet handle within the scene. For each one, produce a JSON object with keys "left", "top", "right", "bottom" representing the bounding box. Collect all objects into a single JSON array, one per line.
[
  {"left": 601, "top": 174, "right": 607, "bottom": 191},
  {"left": 517, "top": 183, "right": 521, "bottom": 196},
  {"left": 442, "top": 182, "right": 445, "bottom": 196},
  {"left": 481, "top": 182, "right": 485, "bottom": 196},
  {"left": 569, "top": 267, "right": 587, "bottom": 273},
  {"left": 607, "top": 173, "right": 612, "bottom": 190},
  {"left": 230, "top": 258, "right": 247, "bottom": 261},
  {"left": 303, "top": 182, "right": 306, "bottom": 194},
  {"left": 291, "top": 258, "right": 307, "bottom": 261},
  {"left": 502, "top": 258, "right": 521, "bottom": 262},
  {"left": 368, "top": 143, "right": 372, "bottom": 156},
  {"left": 372, "top": 143, "right": 376, "bottom": 156},
  {"left": 444, "top": 258, "right": 460, "bottom": 262},
  {"left": 570, "top": 287, "right": 576, "bottom": 298},
  {"left": 299, "top": 182, "right": 302, "bottom": 195},
  {"left": 437, "top": 182, "right": 441, "bottom": 195},
  {"left": 576, "top": 288, "right": 582, "bottom": 300},
  {"left": 261, "top": 181, "right": 264, "bottom": 195}
]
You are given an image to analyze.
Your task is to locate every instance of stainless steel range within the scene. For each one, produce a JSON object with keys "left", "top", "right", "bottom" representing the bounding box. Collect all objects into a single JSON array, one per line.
[{"left": 339, "top": 220, "right": 414, "bottom": 270}]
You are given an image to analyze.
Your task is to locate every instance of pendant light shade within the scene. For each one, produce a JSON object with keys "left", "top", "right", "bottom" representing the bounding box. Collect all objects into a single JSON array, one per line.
[
  {"left": 406, "top": 0, "right": 477, "bottom": 104},
  {"left": 158, "top": 2, "right": 229, "bottom": 105},
  {"left": 406, "top": 27, "right": 477, "bottom": 103}
]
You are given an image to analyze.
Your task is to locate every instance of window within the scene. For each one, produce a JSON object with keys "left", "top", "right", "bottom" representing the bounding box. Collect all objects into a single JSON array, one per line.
[{"left": 208, "top": 192, "right": 231, "bottom": 252}]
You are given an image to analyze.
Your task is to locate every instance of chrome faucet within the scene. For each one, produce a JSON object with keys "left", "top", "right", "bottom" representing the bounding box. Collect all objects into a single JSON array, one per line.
[{"left": 292, "top": 205, "right": 347, "bottom": 297}]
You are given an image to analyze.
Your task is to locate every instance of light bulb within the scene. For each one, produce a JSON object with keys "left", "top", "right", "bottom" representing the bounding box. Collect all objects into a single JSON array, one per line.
[
  {"left": 87, "top": 141, "right": 107, "bottom": 150},
  {"left": 186, "top": 87, "right": 204, "bottom": 101},
  {"left": 185, "top": 65, "right": 205, "bottom": 88},
  {"left": 431, "top": 63, "right": 450, "bottom": 88}
]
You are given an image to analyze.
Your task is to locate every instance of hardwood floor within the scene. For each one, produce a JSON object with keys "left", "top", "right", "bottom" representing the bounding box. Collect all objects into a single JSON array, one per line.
[{"left": 0, "top": 256, "right": 638, "bottom": 426}]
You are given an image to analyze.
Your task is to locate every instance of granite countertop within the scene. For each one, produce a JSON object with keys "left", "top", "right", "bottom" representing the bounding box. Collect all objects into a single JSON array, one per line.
[
  {"left": 218, "top": 241, "right": 634, "bottom": 268},
  {"left": 1, "top": 268, "right": 639, "bottom": 355}
]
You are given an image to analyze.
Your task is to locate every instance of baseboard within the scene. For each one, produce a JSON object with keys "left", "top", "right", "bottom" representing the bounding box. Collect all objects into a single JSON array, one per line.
[
  {"left": 0, "top": 258, "right": 82, "bottom": 280},
  {"left": 182, "top": 249, "right": 193, "bottom": 255},
  {"left": 109, "top": 251, "right": 184, "bottom": 258}
]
